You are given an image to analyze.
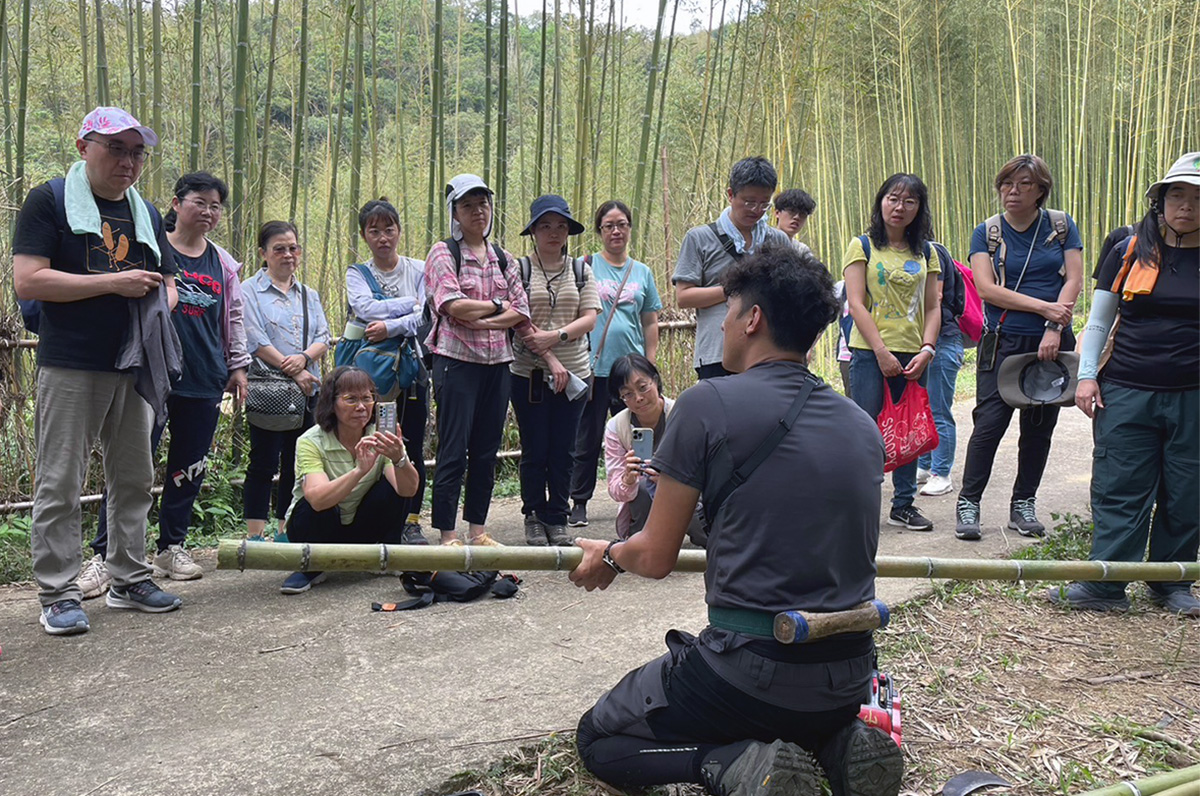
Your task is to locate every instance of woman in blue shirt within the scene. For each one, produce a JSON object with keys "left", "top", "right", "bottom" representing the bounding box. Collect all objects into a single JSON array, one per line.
[{"left": 956, "top": 155, "right": 1083, "bottom": 541}]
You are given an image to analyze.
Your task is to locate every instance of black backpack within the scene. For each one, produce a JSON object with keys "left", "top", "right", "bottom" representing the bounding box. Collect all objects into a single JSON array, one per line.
[
  {"left": 418, "top": 237, "right": 511, "bottom": 364},
  {"left": 371, "top": 571, "right": 521, "bottom": 611}
]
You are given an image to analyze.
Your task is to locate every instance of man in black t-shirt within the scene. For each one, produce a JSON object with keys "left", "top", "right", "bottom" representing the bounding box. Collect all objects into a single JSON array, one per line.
[
  {"left": 13, "top": 106, "right": 183, "bottom": 636},
  {"left": 570, "top": 246, "right": 903, "bottom": 796}
]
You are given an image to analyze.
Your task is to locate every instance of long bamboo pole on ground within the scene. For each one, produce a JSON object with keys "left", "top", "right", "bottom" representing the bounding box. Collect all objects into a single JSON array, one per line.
[
  {"left": 1073, "top": 765, "right": 1200, "bottom": 796},
  {"left": 217, "top": 541, "right": 1200, "bottom": 583}
]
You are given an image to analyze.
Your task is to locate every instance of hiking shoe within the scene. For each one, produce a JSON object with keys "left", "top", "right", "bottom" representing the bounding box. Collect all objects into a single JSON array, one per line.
[
  {"left": 1149, "top": 589, "right": 1200, "bottom": 618},
  {"left": 887, "top": 505, "right": 933, "bottom": 531},
  {"left": 151, "top": 544, "right": 203, "bottom": 581},
  {"left": 955, "top": 497, "right": 981, "bottom": 541},
  {"left": 468, "top": 533, "right": 503, "bottom": 547},
  {"left": 568, "top": 502, "right": 589, "bottom": 527},
  {"left": 818, "top": 719, "right": 904, "bottom": 796},
  {"left": 280, "top": 571, "right": 327, "bottom": 594},
  {"left": 400, "top": 522, "right": 429, "bottom": 545},
  {"left": 106, "top": 579, "right": 182, "bottom": 613},
  {"left": 1046, "top": 582, "right": 1130, "bottom": 612},
  {"left": 79, "top": 554, "right": 111, "bottom": 599},
  {"left": 524, "top": 516, "right": 549, "bottom": 547},
  {"left": 919, "top": 474, "right": 954, "bottom": 497},
  {"left": 916, "top": 467, "right": 931, "bottom": 485},
  {"left": 40, "top": 599, "right": 90, "bottom": 636},
  {"left": 546, "top": 524, "right": 574, "bottom": 547},
  {"left": 700, "top": 739, "right": 821, "bottom": 796},
  {"left": 1008, "top": 498, "right": 1045, "bottom": 537}
]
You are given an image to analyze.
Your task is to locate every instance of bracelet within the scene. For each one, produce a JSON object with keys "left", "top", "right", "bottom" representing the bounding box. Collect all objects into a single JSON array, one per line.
[
  {"left": 920, "top": 344, "right": 936, "bottom": 356},
  {"left": 302, "top": 352, "right": 313, "bottom": 367},
  {"left": 391, "top": 454, "right": 409, "bottom": 467},
  {"left": 602, "top": 540, "right": 626, "bottom": 575}
]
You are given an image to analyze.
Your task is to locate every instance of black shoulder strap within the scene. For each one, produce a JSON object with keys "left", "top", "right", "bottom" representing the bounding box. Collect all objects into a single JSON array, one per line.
[
  {"left": 518, "top": 256, "right": 532, "bottom": 295},
  {"left": 858, "top": 234, "right": 871, "bottom": 262},
  {"left": 443, "top": 237, "right": 462, "bottom": 274},
  {"left": 708, "top": 221, "right": 742, "bottom": 260},
  {"left": 572, "top": 256, "right": 588, "bottom": 289},
  {"left": 708, "top": 374, "right": 820, "bottom": 518}
]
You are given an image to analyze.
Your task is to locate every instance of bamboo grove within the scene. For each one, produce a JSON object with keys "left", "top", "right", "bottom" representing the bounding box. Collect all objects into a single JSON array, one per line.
[{"left": 0, "top": 0, "right": 1197, "bottom": 329}]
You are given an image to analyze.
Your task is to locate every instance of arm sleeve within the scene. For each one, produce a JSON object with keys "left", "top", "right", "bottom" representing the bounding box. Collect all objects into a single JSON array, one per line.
[
  {"left": 604, "top": 422, "right": 638, "bottom": 504},
  {"left": 346, "top": 266, "right": 419, "bottom": 325},
  {"left": 671, "top": 229, "right": 704, "bottom": 286},
  {"left": 294, "top": 436, "right": 327, "bottom": 479},
  {"left": 1077, "top": 291, "right": 1119, "bottom": 381}
]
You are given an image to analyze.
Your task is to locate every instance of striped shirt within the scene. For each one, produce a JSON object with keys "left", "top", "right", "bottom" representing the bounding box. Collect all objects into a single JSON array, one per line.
[{"left": 511, "top": 256, "right": 602, "bottom": 379}]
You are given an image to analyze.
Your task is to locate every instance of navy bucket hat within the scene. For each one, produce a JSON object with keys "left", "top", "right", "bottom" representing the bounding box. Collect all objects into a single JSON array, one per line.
[{"left": 520, "top": 194, "right": 585, "bottom": 236}]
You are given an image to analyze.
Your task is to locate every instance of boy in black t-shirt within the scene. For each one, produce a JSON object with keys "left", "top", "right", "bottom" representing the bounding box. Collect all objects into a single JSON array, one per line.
[{"left": 12, "top": 106, "right": 183, "bottom": 636}]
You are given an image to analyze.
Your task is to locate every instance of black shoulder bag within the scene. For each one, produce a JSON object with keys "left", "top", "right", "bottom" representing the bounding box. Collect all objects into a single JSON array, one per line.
[{"left": 246, "top": 285, "right": 311, "bottom": 431}]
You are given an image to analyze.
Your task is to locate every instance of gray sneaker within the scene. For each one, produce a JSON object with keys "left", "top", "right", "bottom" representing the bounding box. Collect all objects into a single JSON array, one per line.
[
  {"left": 524, "top": 516, "right": 548, "bottom": 546},
  {"left": 151, "top": 544, "right": 203, "bottom": 580},
  {"left": 79, "top": 554, "right": 111, "bottom": 599},
  {"left": 106, "top": 579, "right": 183, "bottom": 613},
  {"left": 545, "top": 524, "right": 574, "bottom": 547},
  {"left": 1149, "top": 589, "right": 1200, "bottom": 618},
  {"left": 817, "top": 719, "right": 904, "bottom": 796},
  {"left": 955, "top": 497, "right": 981, "bottom": 541},
  {"left": 1008, "top": 497, "right": 1045, "bottom": 537},
  {"left": 1046, "top": 582, "right": 1130, "bottom": 612},
  {"left": 700, "top": 739, "right": 821, "bottom": 796},
  {"left": 40, "top": 599, "right": 90, "bottom": 636}
]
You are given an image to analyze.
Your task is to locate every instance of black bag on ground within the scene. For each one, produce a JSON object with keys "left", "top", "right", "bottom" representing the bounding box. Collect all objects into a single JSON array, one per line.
[{"left": 371, "top": 571, "right": 521, "bottom": 611}]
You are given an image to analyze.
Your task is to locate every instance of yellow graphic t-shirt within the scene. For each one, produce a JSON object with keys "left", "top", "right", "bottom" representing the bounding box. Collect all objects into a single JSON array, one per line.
[{"left": 842, "top": 236, "right": 938, "bottom": 354}]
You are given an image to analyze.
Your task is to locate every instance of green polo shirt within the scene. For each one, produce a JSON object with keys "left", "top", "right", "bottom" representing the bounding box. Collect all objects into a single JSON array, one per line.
[{"left": 286, "top": 423, "right": 387, "bottom": 525}]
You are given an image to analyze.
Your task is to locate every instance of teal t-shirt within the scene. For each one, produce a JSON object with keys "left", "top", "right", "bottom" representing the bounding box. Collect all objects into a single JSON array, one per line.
[{"left": 586, "top": 254, "right": 663, "bottom": 377}]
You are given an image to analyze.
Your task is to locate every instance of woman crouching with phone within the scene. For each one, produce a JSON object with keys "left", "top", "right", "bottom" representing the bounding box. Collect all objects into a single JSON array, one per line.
[
  {"left": 278, "top": 366, "right": 419, "bottom": 594},
  {"left": 603, "top": 354, "right": 705, "bottom": 545}
]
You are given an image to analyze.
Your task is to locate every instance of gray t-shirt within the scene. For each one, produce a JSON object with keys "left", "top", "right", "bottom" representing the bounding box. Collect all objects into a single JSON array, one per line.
[
  {"left": 652, "top": 360, "right": 884, "bottom": 614},
  {"left": 671, "top": 223, "right": 790, "bottom": 368}
]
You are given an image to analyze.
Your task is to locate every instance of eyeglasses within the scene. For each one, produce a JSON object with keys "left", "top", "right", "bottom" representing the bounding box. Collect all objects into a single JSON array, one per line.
[
  {"left": 339, "top": 395, "right": 376, "bottom": 407},
  {"left": 999, "top": 179, "right": 1037, "bottom": 194},
  {"left": 618, "top": 380, "right": 656, "bottom": 403},
  {"left": 186, "top": 198, "right": 224, "bottom": 214},
  {"left": 600, "top": 221, "right": 631, "bottom": 233},
  {"left": 270, "top": 244, "right": 302, "bottom": 255},
  {"left": 737, "top": 199, "right": 773, "bottom": 212},
  {"left": 885, "top": 194, "right": 920, "bottom": 209},
  {"left": 88, "top": 139, "right": 149, "bottom": 163}
]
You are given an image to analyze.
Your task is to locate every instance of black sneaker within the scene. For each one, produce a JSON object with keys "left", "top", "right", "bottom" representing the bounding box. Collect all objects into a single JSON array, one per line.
[
  {"left": 955, "top": 497, "right": 981, "bottom": 541},
  {"left": 106, "top": 579, "right": 182, "bottom": 613},
  {"left": 524, "top": 516, "right": 549, "bottom": 546},
  {"left": 545, "top": 524, "right": 574, "bottom": 546},
  {"left": 1007, "top": 498, "right": 1045, "bottom": 537},
  {"left": 400, "top": 522, "right": 429, "bottom": 545},
  {"left": 887, "top": 504, "right": 933, "bottom": 531},
  {"left": 700, "top": 739, "right": 821, "bottom": 796},
  {"left": 817, "top": 719, "right": 904, "bottom": 796},
  {"left": 568, "top": 502, "right": 588, "bottom": 528}
]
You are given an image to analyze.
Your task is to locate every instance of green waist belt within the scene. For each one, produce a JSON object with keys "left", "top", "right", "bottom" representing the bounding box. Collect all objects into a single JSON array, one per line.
[{"left": 708, "top": 605, "right": 776, "bottom": 640}]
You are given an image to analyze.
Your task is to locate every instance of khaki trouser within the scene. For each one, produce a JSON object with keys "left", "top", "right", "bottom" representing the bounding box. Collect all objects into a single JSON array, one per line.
[{"left": 32, "top": 366, "right": 154, "bottom": 605}]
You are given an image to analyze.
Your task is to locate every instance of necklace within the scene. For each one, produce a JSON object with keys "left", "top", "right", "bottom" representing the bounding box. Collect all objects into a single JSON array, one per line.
[{"left": 534, "top": 251, "right": 567, "bottom": 309}]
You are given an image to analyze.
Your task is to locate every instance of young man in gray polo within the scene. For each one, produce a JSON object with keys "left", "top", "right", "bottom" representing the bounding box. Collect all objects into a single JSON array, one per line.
[
  {"left": 571, "top": 244, "right": 904, "bottom": 796},
  {"left": 672, "top": 156, "right": 791, "bottom": 379},
  {"left": 13, "top": 106, "right": 183, "bottom": 635}
]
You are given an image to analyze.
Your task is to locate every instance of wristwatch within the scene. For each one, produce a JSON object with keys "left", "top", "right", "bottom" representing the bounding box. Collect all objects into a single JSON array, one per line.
[
  {"left": 602, "top": 540, "right": 625, "bottom": 575},
  {"left": 1044, "top": 320, "right": 1063, "bottom": 332},
  {"left": 558, "top": 329, "right": 570, "bottom": 343},
  {"left": 490, "top": 297, "right": 504, "bottom": 316}
]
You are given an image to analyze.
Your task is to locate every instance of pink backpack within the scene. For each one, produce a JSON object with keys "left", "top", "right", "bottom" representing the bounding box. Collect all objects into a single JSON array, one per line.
[{"left": 953, "top": 260, "right": 984, "bottom": 345}]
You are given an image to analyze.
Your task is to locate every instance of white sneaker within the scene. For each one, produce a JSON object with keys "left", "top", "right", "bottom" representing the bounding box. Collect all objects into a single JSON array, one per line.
[
  {"left": 916, "top": 467, "right": 932, "bottom": 484},
  {"left": 920, "top": 474, "right": 954, "bottom": 496},
  {"left": 78, "top": 554, "right": 111, "bottom": 600},
  {"left": 151, "top": 544, "right": 204, "bottom": 581}
]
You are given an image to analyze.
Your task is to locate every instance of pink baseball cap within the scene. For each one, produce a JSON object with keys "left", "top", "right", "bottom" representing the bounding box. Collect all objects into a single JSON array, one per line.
[{"left": 78, "top": 106, "right": 160, "bottom": 147}]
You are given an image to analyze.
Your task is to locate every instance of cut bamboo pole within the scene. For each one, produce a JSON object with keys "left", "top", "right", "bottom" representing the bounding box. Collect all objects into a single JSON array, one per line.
[
  {"left": 1072, "top": 765, "right": 1200, "bottom": 796},
  {"left": 217, "top": 541, "right": 1200, "bottom": 584}
]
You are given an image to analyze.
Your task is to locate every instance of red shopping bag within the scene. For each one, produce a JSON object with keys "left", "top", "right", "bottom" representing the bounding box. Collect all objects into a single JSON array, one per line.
[{"left": 878, "top": 383, "right": 939, "bottom": 473}]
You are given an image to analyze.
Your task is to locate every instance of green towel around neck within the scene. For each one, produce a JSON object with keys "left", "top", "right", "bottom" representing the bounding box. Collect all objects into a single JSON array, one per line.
[{"left": 64, "top": 160, "right": 161, "bottom": 266}]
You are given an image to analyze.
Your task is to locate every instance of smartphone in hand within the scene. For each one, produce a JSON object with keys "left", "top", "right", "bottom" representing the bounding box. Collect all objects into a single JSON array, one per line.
[
  {"left": 632, "top": 427, "right": 654, "bottom": 465},
  {"left": 377, "top": 402, "right": 397, "bottom": 435}
]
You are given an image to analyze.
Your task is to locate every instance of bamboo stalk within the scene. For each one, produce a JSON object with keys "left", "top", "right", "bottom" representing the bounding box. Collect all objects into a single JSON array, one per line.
[
  {"left": 150, "top": 0, "right": 162, "bottom": 201},
  {"left": 77, "top": 0, "right": 89, "bottom": 110},
  {"left": 348, "top": 0, "right": 366, "bottom": 260},
  {"left": 533, "top": 0, "right": 545, "bottom": 195},
  {"left": 93, "top": 0, "right": 109, "bottom": 106},
  {"left": 217, "top": 541, "right": 1200, "bottom": 583},
  {"left": 483, "top": 0, "right": 493, "bottom": 185},
  {"left": 187, "top": 0, "right": 202, "bottom": 171},
  {"left": 135, "top": 0, "right": 146, "bottom": 122},
  {"left": 230, "top": 0, "right": 250, "bottom": 260},
  {"left": 495, "top": 1, "right": 509, "bottom": 237},
  {"left": 13, "top": 0, "right": 29, "bottom": 206},
  {"left": 1072, "top": 765, "right": 1200, "bottom": 796},
  {"left": 254, "top": 0, "right": 282, "bottom": 234},
  {"left": 630, "top": 0, "right": 668, "bottom": 235},
  {"left": 288, "top": 0, "right": 309, "bottom": 221},
  {"left": 424, "top": 0, "right": 442, "bottom": 247},
  {"left": 320, "top": 7, "right": 352, "bottom": 276},
  {"left": 1, "top": 0, "right": 12, "bottom": 195},
  {"left": 124, "top": 0, "right": 135, "bottom": 116}
]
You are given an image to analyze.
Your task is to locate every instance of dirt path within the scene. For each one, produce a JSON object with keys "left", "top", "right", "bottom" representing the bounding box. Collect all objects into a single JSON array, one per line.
[{"left": 0, "top": 406, "right": 1100, "bottom": 796}]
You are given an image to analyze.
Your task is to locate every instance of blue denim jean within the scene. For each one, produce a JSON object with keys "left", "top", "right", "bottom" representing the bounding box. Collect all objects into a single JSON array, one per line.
[
  {"left": 917, "top": 333, "right": 965, "bottom": 478},
  {"left": 849, "top": 348, "right": 927, "bottom": 510}
]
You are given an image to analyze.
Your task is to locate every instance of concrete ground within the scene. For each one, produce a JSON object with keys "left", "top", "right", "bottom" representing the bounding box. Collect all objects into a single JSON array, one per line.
[{"left": 0, "top": 405, "right": 1096, "bottom": 796}]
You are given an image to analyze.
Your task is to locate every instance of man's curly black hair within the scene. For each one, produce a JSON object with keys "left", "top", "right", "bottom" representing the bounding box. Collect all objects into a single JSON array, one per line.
[{"left": 721, "top": 244, "right": 838, "bottom": 355}]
